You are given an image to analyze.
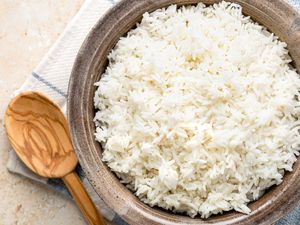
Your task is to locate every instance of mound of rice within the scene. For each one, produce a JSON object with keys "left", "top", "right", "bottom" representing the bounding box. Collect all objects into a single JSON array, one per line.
[{"left": 94, "top": 1, "right": 300, "bottom": 218}]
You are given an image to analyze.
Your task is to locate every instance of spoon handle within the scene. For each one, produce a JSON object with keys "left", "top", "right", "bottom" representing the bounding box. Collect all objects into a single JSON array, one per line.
[{"left": 63, "top": 172, "right": 106, "bottom": 225}]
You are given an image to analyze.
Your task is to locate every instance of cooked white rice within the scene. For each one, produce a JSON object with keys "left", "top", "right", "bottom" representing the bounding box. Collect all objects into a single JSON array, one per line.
[{"left": 94, "top": 1, "right": 300, "bottom": 218}]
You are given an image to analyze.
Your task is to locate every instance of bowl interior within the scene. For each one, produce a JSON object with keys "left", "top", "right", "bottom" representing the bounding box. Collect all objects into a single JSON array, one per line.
[{"left": 68, "top": 0, "right": 300, "bottom": 224}]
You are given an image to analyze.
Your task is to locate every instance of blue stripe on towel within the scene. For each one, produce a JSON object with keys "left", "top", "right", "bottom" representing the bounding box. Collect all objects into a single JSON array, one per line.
[
  {"left": 32, "top": 72, "right": 67, "bottom": 98},
  {"left": 276, "top": 203, "right": 300, "bottom": 225},
  {"left": 112, "top": 214, "right": 128, "bottom": 225}
]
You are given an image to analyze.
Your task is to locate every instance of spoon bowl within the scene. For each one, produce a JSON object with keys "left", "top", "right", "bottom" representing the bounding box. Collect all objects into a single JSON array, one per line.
[{"left": 5, "top": 91, "right": 77, "bottom": 178}]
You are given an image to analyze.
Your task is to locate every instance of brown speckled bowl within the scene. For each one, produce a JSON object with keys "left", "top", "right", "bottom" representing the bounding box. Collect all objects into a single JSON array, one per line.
[{"left": 68, "top": 1, "right": 300, "bottom": 224}]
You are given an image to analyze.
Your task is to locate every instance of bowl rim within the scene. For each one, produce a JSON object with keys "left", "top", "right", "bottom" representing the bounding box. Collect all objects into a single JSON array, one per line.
[{"left": 68, "top": 0, "right": 300, "bottom": 224}]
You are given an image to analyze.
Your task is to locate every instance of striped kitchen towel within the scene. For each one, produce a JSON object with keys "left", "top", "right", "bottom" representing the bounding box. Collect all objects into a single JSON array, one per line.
[{"left": 6, "top": 0, "right": 300, "bottom": 224}]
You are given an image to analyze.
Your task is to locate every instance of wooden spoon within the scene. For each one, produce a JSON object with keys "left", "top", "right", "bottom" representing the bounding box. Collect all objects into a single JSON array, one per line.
[{"left": 5, "top": 91, "right": 106, "bottom": 225}]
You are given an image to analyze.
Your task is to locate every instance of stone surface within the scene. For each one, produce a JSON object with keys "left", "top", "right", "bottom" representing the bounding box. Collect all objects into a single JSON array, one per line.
[{"left": 0, "top": 1, "right": 86, "bottom": 225}]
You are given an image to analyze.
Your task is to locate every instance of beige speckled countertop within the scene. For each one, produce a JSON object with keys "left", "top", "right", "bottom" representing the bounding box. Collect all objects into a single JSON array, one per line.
[{"left": 0, "top": 1, "right": 87, "bottom": 224}]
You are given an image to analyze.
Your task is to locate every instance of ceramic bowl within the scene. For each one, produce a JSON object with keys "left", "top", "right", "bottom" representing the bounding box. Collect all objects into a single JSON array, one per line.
[{"left": 68, "top": 1, "right": 300, "bottom": 224}]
